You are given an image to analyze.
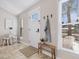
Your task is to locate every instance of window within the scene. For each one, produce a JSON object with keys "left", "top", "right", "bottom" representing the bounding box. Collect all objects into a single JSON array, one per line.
[{"left": 59, "top": 0, "right": 79, "bottom": 54}]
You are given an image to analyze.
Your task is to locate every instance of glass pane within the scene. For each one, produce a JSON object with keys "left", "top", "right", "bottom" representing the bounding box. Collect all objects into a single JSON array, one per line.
[{"left": 62, "top": 0, "right": 79, "bottom": 53}]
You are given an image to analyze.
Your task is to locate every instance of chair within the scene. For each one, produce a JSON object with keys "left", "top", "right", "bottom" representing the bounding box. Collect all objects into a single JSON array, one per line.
[
  {"left": 1, "top": 34, "right": 10, "bottom": 46},
  {"left": 1, "top": 34, "right": 17, "bottom": 46}
]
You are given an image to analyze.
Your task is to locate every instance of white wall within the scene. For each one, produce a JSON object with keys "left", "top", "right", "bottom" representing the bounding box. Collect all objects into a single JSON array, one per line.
[
  {"left": 0, "top": 7, "right": 17, "bottom": 36},
  {"left": 18, "top": 14, "right": 29, "bottom": 43},
  {"left": 18, "top": 0, "right": 79, "bottom": 59},
  {"left": 18, "top": 0, "right": 58, "bottom": 45}
]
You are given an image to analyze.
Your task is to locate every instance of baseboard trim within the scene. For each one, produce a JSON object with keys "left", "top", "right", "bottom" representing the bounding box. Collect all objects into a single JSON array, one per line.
[
  {"left": 20, "top": 41, "right": 30, "bottom": 46},
  {"left": 56, "top": 57, "right": 61, "bottom": 59}
]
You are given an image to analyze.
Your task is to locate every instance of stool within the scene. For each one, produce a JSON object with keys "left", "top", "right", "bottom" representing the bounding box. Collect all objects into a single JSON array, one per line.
[{"left": 2, "top": 37, "right": 10, "bottom": 46}]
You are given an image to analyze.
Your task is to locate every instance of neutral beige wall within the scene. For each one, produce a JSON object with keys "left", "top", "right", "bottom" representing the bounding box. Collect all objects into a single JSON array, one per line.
[{"left": 18, "top": 0, "right": 58, "bottom": 45}]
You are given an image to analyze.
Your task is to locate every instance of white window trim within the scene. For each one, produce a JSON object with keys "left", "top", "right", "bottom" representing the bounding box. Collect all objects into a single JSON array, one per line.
[{"left": 58, "top": 0, "right": 79, "bottom": 55}]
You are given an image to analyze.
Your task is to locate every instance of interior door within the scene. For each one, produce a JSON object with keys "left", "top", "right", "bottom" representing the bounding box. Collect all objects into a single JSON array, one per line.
[{"left": 28, "top": 8, "right": 40, "bottom": 48}]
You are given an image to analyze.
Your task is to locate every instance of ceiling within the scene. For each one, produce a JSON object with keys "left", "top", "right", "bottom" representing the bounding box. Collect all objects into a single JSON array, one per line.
[{"left": 0, "top": 0, "right": 40, "bottom": 15}]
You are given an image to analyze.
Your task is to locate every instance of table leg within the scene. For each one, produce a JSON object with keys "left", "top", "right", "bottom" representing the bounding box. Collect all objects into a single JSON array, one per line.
[
  {"left": 54, "top": 49, "right": 56, "bottom": 59},
  {"left": 38, "top": 44, "right": 42, "bottom": 54},
  {"left": 51, "top": 50, "right": 54, "bottom": 59}
]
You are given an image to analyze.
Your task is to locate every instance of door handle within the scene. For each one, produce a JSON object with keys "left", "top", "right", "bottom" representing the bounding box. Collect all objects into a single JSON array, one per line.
[{"left": 36, "top": 29, "right": 39, "bottom": 32}]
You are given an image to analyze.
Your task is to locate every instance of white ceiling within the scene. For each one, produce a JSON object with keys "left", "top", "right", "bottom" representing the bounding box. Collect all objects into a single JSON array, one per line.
[{"left": 0, "top": 0, "right": 40, "bottom": 15}]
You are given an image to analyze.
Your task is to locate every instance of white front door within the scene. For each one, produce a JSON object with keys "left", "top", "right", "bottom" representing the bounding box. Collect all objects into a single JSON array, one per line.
[{"left": 28, "top": 8, "right": 40, "bottom": 48}]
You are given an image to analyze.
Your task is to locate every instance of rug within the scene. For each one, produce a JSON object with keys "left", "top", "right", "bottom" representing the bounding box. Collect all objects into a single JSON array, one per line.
[{"left": 19, "top": 46, "right": 38, "bottom": 57}]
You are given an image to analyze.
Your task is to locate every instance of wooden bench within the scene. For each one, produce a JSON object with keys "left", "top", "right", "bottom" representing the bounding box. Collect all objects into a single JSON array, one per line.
[{"left": 38, "top": 42, "right": 56, "bottom": 59}]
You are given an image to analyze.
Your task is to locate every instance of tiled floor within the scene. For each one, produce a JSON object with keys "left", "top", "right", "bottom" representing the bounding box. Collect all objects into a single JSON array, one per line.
[{"left": 0, "top": 43, "right": 50, "bottom": 59}]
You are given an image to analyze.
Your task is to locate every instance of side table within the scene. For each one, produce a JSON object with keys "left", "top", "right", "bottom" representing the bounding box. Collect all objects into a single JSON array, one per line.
[{"left": 38, "top": 42, "right": 56, "bottom": 59}]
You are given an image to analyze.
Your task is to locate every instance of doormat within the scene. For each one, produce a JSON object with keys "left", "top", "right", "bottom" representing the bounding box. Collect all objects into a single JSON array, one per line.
[{"left": 19, "top": 46, "right": 38, "bottom": 57}]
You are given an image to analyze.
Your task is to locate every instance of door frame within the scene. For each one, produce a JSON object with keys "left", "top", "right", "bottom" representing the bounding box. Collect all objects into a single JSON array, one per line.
[{"left": 28, "top": 7, "right": 41, "bottom": 48}]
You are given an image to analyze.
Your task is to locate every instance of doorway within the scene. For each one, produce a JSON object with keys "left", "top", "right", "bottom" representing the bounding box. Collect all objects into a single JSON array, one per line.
[{"left": 28, "top": 7, "right": 41, "bottom": 48}]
